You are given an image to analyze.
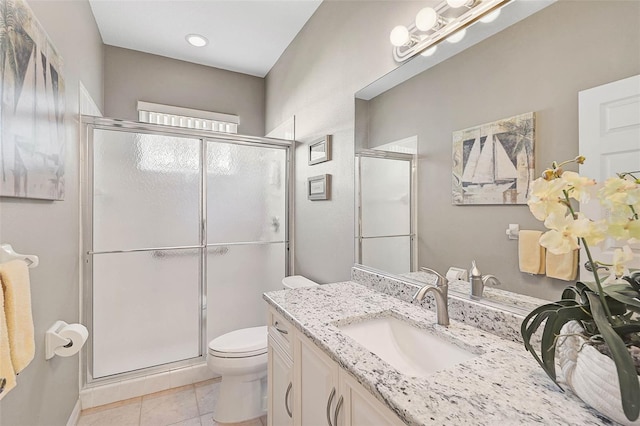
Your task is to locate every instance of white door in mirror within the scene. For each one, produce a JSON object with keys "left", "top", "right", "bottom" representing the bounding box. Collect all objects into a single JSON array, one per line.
[{"left": 578, "top": 74, "right": 640, "bottom": 278}]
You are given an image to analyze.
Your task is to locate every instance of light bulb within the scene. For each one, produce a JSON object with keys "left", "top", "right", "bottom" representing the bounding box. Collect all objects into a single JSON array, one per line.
[
  {"left": 415, "top": 8, "right": 439, "bottom": 31},
  {"left": 420, "top": 45, "right": 438, "bottom": 57},
  {"left": 446, "top": 28, "right": 466, "bottom": 43},
  {"left": 447, "top": 0, "right": 471, "bottom": 8},
  {"left": 479, "top": 9, "right": 501, "bottom": 23},
  {"left": 390, "top": 25, "right": 410, "bottom": 47},
  {"left": 186, "top": 34, "right": 208, "bottom": 47}
]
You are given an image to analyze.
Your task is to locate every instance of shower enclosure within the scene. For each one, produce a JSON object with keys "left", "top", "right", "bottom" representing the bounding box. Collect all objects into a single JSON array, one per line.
[
  {"left": 355, "top": 151, "right": 416, "bottom": 274},
  {"left": 82, "top": 117, "right": 291, "bottom": 384}
]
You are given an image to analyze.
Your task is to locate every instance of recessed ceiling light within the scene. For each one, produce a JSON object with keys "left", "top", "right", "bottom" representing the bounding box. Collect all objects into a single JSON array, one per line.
[{"left": 186, "top": 34, "right": 208, "bottom": 47}]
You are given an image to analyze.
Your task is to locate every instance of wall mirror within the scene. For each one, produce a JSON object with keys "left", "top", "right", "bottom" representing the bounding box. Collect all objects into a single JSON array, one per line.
[{"left": 353, "top": 0, "right": 640, "bottom": 308}]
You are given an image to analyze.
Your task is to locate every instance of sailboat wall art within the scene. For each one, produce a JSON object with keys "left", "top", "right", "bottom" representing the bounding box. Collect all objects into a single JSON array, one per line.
[
  {"left": 0, "top": 0, "right": 66, "bottom": 200},
  {"left": 452, "top": 112, "right": 535, "bottom": 205}
]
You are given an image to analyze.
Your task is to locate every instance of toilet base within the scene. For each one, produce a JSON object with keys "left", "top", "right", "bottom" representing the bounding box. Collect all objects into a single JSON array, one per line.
[{"left": 213, "top": 373, "right": 267, "bottom": 423}]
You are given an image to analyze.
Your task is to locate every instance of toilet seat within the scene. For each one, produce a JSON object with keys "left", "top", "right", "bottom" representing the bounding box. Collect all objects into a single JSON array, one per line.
[{"left": 208, "top": 326, "right": 267, "bottom": 358}]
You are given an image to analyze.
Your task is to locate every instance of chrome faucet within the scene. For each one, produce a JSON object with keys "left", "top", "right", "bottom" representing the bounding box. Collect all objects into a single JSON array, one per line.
[{"left": 412, "top": 267, "right": 449, "bottom": 326}]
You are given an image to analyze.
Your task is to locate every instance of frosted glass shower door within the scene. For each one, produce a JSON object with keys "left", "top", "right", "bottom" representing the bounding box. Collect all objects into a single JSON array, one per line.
[
  {"left": 90, "top": 129, "right": 202, "bottom": 378},
  {"left": 357, "top": 155, "right": 413, "bottom": 274},
  {"left": 206, "top": 140, "right": 287, "bottom": 342}
]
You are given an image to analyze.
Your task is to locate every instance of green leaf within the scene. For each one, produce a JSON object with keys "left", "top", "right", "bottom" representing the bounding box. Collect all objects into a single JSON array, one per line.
[
  {"left": 587, "top": 293, "right": 640, "bottom": 421},
  {"left": 521, "top": 301, "right": 579, "bottom": 387},
  {"left": 612, "top": 324, "right": 640, "bottom": 337},
  {"left": 605, "top": 284, "right": 635, "bottom": 292},
  {"left": 540, "top": 305, "right": 591, "bottom": 383},
  {"left": 580, "top": 281, "right": 599, "bottom": 294},
  {"left": 605, "top": 291, "right": 640, "bottom": 310}
]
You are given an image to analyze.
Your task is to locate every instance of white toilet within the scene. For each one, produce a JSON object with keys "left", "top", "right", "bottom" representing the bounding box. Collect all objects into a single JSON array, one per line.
[{"left": 207, "top": 275, "right": 318, "bottom": 423}]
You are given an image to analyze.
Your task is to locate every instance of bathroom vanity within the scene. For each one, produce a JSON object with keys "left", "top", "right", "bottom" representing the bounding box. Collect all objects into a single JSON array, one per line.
[{"left": 264, "top": 280, "right": 609, "bottom": 425}]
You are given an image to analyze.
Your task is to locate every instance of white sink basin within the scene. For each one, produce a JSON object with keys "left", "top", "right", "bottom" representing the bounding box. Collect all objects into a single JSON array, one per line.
[{"left": 338, "top": 316, "right": 477, "bottom": 378}]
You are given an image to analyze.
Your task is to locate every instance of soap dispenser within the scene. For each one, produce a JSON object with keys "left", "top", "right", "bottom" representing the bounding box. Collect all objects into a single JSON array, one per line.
[{"left": 470, "top": 260, "right": 483, "bottom": 298}]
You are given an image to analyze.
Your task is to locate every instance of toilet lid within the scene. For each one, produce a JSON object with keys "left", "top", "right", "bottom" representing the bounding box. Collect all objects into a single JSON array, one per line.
[{"left": 208, "top": 326, "right": 268, "bottom": 358}]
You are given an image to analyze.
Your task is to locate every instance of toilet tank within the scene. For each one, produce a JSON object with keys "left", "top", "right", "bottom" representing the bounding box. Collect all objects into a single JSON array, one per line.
[{"left": 282, "top": 275, "right": 318, "bottom": 289}]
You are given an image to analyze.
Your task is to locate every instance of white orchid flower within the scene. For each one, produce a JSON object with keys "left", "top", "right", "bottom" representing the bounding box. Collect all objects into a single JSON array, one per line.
[
  {"left": 611, "top": 245, "right": 634, "bottom": 278},
  {"left": 599, "top": 176, "right": 640, "bottom": 208},
  {"left": 539, "top": 212, "right": 605, "bottom": 255},
  {"left": 527, "top": 177, "right": 567, "bottom": 221},
  {"left": 561, "top": 171, "right": 596, "bottom": 203}
]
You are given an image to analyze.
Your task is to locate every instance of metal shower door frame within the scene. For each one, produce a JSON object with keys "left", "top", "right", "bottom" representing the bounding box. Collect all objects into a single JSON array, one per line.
[
  {"left": 355, "top": 149, "right": 417, "bottom": 272},
  {"left": 80, "top": 116, "right": 293, "bottom": 388}
]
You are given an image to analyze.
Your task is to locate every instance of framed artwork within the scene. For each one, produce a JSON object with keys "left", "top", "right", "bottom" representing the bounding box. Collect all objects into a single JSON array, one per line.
[
  {"left": 309, "top": 135, "right": 332, "bottom": 165},
  {"left": 452, "top": 112, "right": 535, "bottom": 205},
  {"left": 1, "top": 0, "right": 66, "bottom": 200},
  {"left": 308, "top": 174, "right": 330, "bottom": 201}
]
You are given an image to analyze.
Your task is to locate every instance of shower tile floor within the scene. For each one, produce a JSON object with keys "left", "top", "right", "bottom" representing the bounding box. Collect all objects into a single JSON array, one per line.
[{"left": 77, "top": 379, "right": 267, "bottom": 426}]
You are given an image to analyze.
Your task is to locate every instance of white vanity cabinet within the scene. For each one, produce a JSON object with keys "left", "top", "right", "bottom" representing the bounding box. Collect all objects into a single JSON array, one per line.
[
  {"left": 268, "top": 310, "right": 294, "bottom": 426},
  {"left": 268, "top": 335, "right": 294, "bottom": 426},
  {"left": 267, "top": 307, "right": 403, "bottom": 426}
]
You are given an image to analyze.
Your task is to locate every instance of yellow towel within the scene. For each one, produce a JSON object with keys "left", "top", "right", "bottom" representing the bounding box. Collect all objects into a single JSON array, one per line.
[
  {"left": 546, "top": 249, "right": 578, "bottom": 281},
  {"left": 519, "top": 230, "right": 546, "bottom": 274},
  {"left": 0, "top": 260, "right": 35, "bottom": 373},
  {"left": 0, "top": 278, "right": 17, "bottom": 400}
]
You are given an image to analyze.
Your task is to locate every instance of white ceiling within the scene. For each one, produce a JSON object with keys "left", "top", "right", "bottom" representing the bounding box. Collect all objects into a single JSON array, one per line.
[{"left": 89, "top": 0, "right": 323, "bottom": 77}]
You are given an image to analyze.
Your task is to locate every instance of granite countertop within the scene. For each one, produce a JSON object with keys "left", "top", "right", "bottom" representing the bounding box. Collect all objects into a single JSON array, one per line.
[{"left": 264, "top": 281, "right": 610, "bottom": 426}]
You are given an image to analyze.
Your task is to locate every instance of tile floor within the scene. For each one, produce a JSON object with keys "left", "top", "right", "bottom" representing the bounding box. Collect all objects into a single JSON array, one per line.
[{"left": 77, "top": 379, "right": 267, "bottom": 426}]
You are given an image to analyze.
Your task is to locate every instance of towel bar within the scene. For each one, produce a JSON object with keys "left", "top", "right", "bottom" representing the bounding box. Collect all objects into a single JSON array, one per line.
[{"left": 0, "top": 244, "right": 39, "bottom": 268}]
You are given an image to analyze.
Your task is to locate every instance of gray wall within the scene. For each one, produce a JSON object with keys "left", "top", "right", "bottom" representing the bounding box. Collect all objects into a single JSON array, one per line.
[
  {"left": 266, "top": 1, "right": 640, "bottom": 298},
  {"left": 0, "top": 0, "right": 104, "bottom": 425},
  {"left": 266, "top": 1, "right": 423, "bottom": 283},
  {"left": 363, "top": 1, "right": 640, "bottom": 300},
  {"left": 104, "top": 46, "right": 266, "bottom": 137}
]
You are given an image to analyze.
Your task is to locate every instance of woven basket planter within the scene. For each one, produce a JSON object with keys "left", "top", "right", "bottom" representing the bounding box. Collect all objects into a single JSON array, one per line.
[{"left": 557, "top": 321, "right": 640, "bottom": 425}]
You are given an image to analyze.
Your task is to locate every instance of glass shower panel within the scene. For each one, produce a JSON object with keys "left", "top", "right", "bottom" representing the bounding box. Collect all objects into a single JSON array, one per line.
[
  {"left": 362, "top": 236, "right": 411, "bottom": 275},
  {"left": 206, "top": 244, "right": 285, "bottom": 342},
  {"left": 92, "top": 249, "right": 201, "bottom": 378},
  {"left": 206, "top": 141, "right": 287, "bottom": 243},
  {"left": 92, "top": 130, "right": 201, "bottom": 252},
  {"left": 360, "top": 157, "right": 411, "bottom": 237}
]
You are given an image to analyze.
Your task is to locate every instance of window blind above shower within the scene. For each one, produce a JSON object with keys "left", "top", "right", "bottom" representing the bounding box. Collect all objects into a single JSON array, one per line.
[{"left": 137, "top": 101, "right": 239, "bottom": 134}]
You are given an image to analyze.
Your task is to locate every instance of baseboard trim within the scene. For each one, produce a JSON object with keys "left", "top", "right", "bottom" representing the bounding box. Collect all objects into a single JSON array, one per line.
[{"left": 66, "top": 399, "right": 81, "bottom": 426}]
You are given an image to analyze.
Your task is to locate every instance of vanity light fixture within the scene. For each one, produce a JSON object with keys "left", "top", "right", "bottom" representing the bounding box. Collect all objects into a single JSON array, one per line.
[
  {"left": 479, "top": 8, "right": 501, "bottom": 23},
  {"left": 185, "top": 34, "right": 208, "bottom": 47},
  {"left": 446, "top": 0, "right": 476, "bottom": 8},
  {"left": 446, "top": 28, "right": 467, "bottom": 43},
  {"left": 415, "top": 7, "right": 445, "bottom": 31},
  {"left": 390, "top": 0, "right": 510, "bottom": 62},
  {"left": 420, "top": 45, "right": 438, "bottom": 57}
]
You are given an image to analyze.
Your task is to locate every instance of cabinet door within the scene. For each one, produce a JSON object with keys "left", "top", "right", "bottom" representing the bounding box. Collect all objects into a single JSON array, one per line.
[
  {"left": 268, "top": 336, "right": 293, "bottom": 426},
  {"left": 295, "top": 334, "right": 339, "bottom": 426},
  {"left": 338, "top": 372, "right": 405, "bottom": 426}
]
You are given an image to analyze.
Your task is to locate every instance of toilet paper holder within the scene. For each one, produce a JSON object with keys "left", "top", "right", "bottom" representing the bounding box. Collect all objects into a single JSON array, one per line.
[{"left": 45, "top": 321, "right": 74, "bottom": 360}]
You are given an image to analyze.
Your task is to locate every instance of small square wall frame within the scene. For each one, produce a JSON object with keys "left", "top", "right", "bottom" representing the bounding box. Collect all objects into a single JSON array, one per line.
[
  {"left": 309, "top": 135, "right": 332, "bottom": 165},
  {"left": 308, "top": 174, "right": 330, "bottom": 201}
]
